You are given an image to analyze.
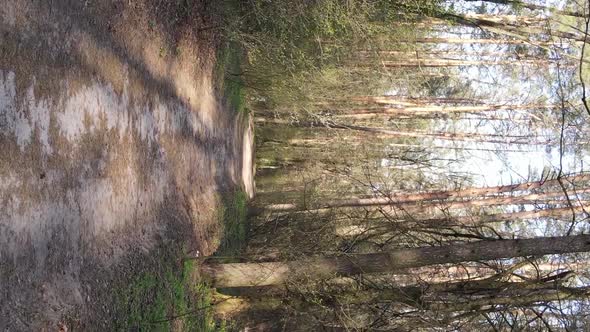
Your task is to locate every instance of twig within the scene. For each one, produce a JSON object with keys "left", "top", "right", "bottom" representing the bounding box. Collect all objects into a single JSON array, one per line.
[{"left": 580, "top": 0, "right": 590, "bottom": 116}]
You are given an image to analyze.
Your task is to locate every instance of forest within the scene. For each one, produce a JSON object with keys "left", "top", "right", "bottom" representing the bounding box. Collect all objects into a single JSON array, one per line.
[
  {"left": 204, "top": 0, "right": 590, "bottom": 330},
  {"left": 2, "top": 0, "right": 590, "bottom": 331}
]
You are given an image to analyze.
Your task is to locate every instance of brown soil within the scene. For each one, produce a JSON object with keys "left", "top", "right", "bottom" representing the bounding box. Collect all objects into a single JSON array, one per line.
[{"left": 0, "top": 0, "right": 252, "bottom": 330}]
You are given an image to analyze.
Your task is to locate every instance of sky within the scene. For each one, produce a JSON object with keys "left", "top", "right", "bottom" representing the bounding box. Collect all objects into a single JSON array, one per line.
[{"left": 410, "top": 0, "right": 589, "bottom": 187}]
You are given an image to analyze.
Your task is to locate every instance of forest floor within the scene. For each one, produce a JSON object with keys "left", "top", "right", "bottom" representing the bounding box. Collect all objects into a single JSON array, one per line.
[{"left": 0, "top": 0, "right": 253, "bottom": 330}]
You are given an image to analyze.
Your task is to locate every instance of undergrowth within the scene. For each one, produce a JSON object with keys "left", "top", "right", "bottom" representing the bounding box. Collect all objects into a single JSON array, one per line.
[
  {"left": 212, "top": 0, "right": 443, "bottom": 112},
  {"left": 215, "top": 41, "right": 246, "bottom": 115},
  {"left": 115, "top": 21, "right": 250, "bottom": 330},
  {"left": 216, "top": 190, "right": 249, "bottom": 258},
  {"left": 115, "top": 253, "right": 223, "bottom": 332}
]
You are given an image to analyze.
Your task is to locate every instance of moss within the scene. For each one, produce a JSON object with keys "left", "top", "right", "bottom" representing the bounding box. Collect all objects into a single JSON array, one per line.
[
  {"left": 215, "top": 41, "right": 247, "bottom": 115},
  {"left": 216, "top": 190, "right": 249, "bottom": 258},
  {"left": 115, "top": 254, "right": 222, "bottom": 331}
]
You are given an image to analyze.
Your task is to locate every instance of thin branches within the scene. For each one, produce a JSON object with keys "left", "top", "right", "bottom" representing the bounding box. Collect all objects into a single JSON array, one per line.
[{"left": 580, "top": 0, "right": 590, "bottom": 116}]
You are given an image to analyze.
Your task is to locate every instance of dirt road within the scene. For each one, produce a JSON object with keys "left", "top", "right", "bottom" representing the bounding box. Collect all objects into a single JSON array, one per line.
[{"left": 0, "top": 1, "right": 253, "bottom": 329}]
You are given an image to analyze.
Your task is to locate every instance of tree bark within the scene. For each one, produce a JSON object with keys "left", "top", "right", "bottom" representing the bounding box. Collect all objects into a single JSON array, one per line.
[
  {"left": 404, "top": 37, "right": 556, "bottom": 46},
  {"left": 329, "top": 123, "right": 549, "bottom": 144},
  {"left": 377, "top": 192, "right": 590, "bottom": 218},
  {"left": 255, "top": 120, "right": 550, "bottom": 144},
  {"left": 335, "top": 205, "right": 589, "bottom": 240},
  {"left": 416, "top": 205, "right": 587, "bottom": 227},
  {"left": 331, "top": 103, "right": 556, "bottom": 116},
  {"left": 375, "top": 58, "right": 558, "bottom": 67},
  {"left": 202, "top": 234, "right": 590, "bottom": 287},
  {"left": 321, "top": 276, "right": 581, "bottom": 308},
  {"left": 445, "top": 12, "right": 588, "bottom": 45},
  {"left": 261, "top": 173, "right": 590, "bottom": 212},
  {"left": 462, "top": 0, "right": 586, "bottom": 18}
]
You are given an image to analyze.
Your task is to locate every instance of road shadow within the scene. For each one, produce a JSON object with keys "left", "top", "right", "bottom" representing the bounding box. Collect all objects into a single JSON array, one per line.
[{"left": 0, "top": 0, "right": 250, "bottom": 329}]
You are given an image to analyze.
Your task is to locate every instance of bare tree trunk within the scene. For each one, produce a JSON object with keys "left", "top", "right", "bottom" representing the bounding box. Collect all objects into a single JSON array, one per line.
[
  {"left": 261, "top": 173, "right": 590, "bottom": 212},
  {"left": 202, "top": 234, "right": 590, "bottom": 287},
  {"left": 322, "top": 276, "right": 581, "bottom": 307},
  {"left": 336, "top": 205, "right": 589, "bottom": 240},
  {"left": 462, "top": 0, "right": 585, "bottom": 19},
  {"left": 217, "top": 282, "right": 589, "bottom": 330},
  {"left": 402, "top": 37, "right": 556, "bottom": 46},
  {"left": 414, "top": 205, "right": 587, "bottom": 227},
  {"left": 280, "top": 138, "right": 535, "bottom": 153},
  {"left": 330, "top": 103, "right": 556, "bottom": 116},
  {"left": 333, "top": 112, "right": 535, "bottom": 122},
  {"left": 253, "top": 121, "right": 551, "bottom": 146},
  {"left": 446, "top": 12, "right": 587, "bottom": 44},
  {"left": 328, "top": 123, "right": 548, "bottom": 144},
  {"left": 377, "top": 192, "right": 590, "bottom": 217},
  {"left": 374, "top": 58, "right": 558, "bottom": 67},
  {"left": 293, "top": 197, "right": 590, "bottom": 220}
]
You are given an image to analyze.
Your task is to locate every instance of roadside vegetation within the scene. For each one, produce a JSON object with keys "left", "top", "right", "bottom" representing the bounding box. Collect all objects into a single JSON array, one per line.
[
  {"left": 215, "top": 41, "right": 247, "bottom": 115},
  {"left": 215, "top": 0, "right": 439, "bottom": 110},
  {"left": 202, "top": 0, "right": 590, "bottom": 330},
  {"left": 115, "top": 190, "right": 249, "bottom": 331},
  {"left": 115, "top": 256, "right": 219, "bottom": 331},
  {"left": 216, "top": 190, "right": 249, "bottom": 258},
  {"left": 120, "top": 0, "right": 590, "bottom": 330}
]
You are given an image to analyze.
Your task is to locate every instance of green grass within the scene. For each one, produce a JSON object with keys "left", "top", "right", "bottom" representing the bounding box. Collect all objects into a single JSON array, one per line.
[
  {"left": 115, "top": 256, "right": 223, "bottom": 332},
  {"left": 115, "top": 190, "right": 250, "bottom": 331},
  {"left": 216, "top": 190, "right": 249, "bottom": 258},
  {"left": 115, "top": 6, "right": 251, "bottom": 328},
  {"left": 215, "top": 41, "right": 246, "bottom": 115}
]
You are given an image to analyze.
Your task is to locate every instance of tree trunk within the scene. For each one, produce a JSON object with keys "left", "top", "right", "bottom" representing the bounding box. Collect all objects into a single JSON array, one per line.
[
  {"left": 329, "top": 123, "right": 548, "bottom": 144},
  {"left": 377, "top": 192, "right": 590, "bottom": 218},
  {"left": 322, "top": 276, "right": 581, "bottom": 308},
  {"left": 462, "top": 0, "right": 586, "bottom": 19},
  {"left": 413, "top": 205, "right": 587, "bottom": 227},
  {"left": 261, "top": 173, "right": 590, "bottom": 212},
  {"left": 375, "top": 58, "right": 558, "bottom": 67},
  {"left": 331, "top": 103, "right": 556, "bottom": 116},
  {"left": 336, "top": 205, "right": 588, "bottom": 240},
  {"left": 405, "top": 37, "right": 556, "bottom": 46},
  {"left": 446, "top": 12, "right": 588, "bottom": 45},
  {"left": 254, "top": 121, "right": 551, "bottom": 146},
  {"left": 202, "top": 234, "right": 590, "bottom": 287}
]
